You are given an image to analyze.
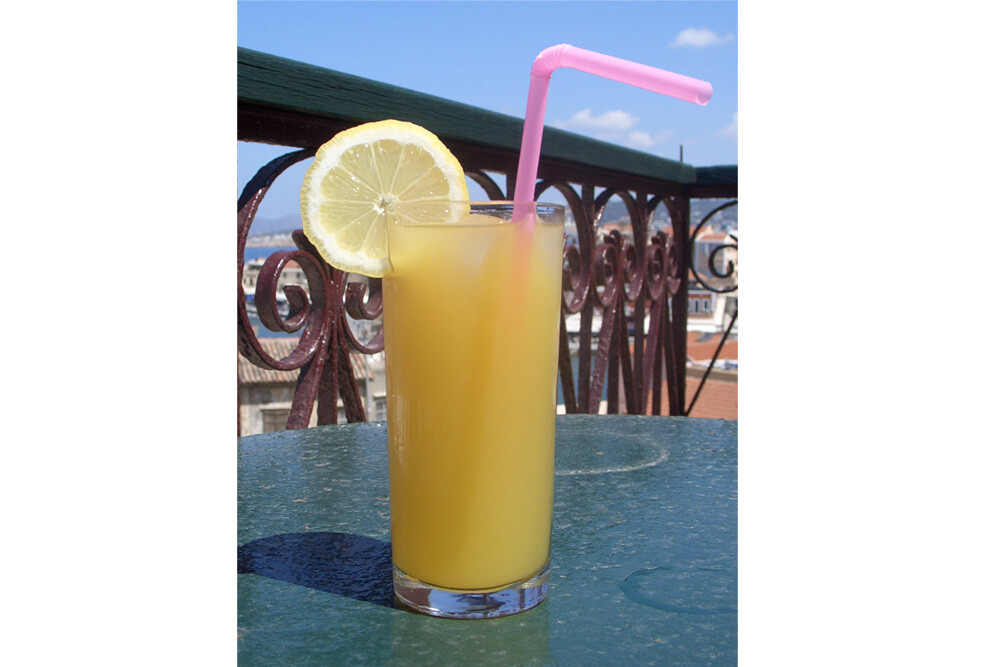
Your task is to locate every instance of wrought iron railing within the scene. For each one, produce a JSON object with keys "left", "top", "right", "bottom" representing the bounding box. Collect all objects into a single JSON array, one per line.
[{"left": 238, "top": 48, "right": 737, "bottom": 431}]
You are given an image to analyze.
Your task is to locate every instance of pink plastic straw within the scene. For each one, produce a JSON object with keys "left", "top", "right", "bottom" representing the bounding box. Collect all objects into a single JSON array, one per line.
[{"left": 513, "top": 44, "right": 713, "bottom": 212}]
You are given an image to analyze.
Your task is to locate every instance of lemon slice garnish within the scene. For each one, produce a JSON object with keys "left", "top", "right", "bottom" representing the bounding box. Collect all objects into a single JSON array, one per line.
[{"left": 300, "top": 120, "right": 470, "bottom": 277}]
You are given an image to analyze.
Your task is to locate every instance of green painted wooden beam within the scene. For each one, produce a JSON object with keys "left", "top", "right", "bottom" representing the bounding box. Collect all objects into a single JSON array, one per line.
[{"left": 238, "top": 48, "right": 736, "bottom": 191}]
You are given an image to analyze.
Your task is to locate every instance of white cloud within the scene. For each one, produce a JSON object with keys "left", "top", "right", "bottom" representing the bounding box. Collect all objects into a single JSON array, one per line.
[
  {"left": 719, "top": 112, "right": 737, "bottom": 140},
  {"left": 565, "top": 108, "right": 639, "bottom": 132},
  {"left": 626, "top": 131, "right": 655, "bottom": 149},
  {"left": 626, "top": 129, "right": 673, "bottom": 150},
  {"left": 555, "top": 108, "right": 673, "bottom": 151},
  {"left": 670, "top": 28, "right": 733, "bottom": 48}
]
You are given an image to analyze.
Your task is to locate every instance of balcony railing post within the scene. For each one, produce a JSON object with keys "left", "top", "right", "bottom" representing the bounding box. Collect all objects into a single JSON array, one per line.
[
  {"left": 668, "top": 194, "right": 691, "bottom": 416},
  {"left": 578, "top": 185, "right": 596, "bottom": 411}
]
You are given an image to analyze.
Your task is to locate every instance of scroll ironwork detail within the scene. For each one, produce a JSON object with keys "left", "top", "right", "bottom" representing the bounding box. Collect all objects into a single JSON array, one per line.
[
  {"left": 238, "top": 151, "right": 735, "bottom": 429},
  {"left": 238, "top": 150, "right": 383, "bottom": 432}
]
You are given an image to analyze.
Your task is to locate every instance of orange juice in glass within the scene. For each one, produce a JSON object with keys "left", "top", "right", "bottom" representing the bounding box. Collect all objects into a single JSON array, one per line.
[{"left": 384, "top": 201, "right": 564, "bottom": 618}]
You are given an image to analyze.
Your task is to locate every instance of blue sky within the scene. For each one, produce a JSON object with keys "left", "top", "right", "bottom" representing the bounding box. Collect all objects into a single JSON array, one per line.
[{"left": 238, "top": 0, "right": 737, "bottom": 223}]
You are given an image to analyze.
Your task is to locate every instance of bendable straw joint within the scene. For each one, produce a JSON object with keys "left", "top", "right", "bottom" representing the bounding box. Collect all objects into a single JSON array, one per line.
[
  {"left": 514, "top": 43, "right": 713, "bottom": 213},
  {"left": 530, "top": 43, "right": 573, "bottom": 79}
]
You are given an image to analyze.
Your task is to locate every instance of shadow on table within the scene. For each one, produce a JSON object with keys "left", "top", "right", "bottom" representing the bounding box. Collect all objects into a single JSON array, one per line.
[{"left": 238, "top": 532, "right": 394, "bottom": 607}]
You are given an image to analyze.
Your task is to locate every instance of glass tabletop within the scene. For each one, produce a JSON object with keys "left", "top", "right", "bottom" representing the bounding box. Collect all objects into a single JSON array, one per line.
[{"left": 238, "top": 414, "right": 737, "bottom": 664}]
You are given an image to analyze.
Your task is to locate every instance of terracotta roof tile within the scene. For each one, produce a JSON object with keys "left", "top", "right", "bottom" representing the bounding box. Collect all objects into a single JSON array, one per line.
[
  {"left": 682, "top": 331, "right": 737, "bottom": 418},
  {"left": 684, "top": 374, "right": 738, "bottom": 419},
  {"left": 626, "top": 336, "right": 737, "bottom": 419},
  {"left": 686, "top": 331, "right": 738, "bottom": 362},
  {"left": 644, "top": 372, "right": 736, "bottom": 419},
  {"left": 238, "top": 337, "right": 371, "bottom": 384}
]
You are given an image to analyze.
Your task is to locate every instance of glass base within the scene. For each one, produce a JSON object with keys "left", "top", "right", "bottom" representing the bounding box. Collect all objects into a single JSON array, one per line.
[{"left": 393, "top": 559, "right": 550, "bottom": 619}]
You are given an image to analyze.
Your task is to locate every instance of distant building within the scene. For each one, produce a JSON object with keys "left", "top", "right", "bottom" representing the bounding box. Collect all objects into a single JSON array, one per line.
[
  {"left": 688, "top": 220, "right": 737, "bottom": 337},
  {"left": 691, "top": 225, "right": 738, "bottom": 289},
  {"left": 238, "top": 337, "right": 386, "bottom": 435},
  {"left": 242, "top": 257, "right": 307, "bottom": 295}
]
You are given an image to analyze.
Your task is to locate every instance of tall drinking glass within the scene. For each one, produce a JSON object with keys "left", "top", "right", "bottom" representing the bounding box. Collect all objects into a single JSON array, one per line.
[{"left": 383, "top": 201, "right": 565, "bottom": 619}]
